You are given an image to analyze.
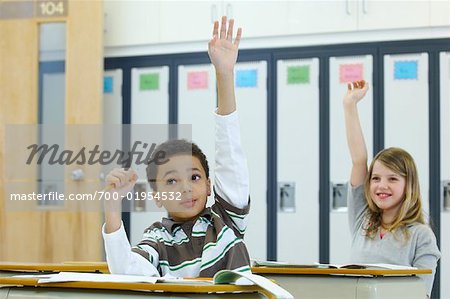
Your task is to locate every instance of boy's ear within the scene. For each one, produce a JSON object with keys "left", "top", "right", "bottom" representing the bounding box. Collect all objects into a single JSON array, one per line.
[
  {"left": 152, "top": 191, "right": 163, "bottom": 208},
  {"left": 207, "top": 178, "right": 211, "bottom": 196}
]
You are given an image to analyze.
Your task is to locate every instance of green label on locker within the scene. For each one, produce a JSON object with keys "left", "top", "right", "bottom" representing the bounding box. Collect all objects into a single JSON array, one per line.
[
  {"left": 288, "top": 66, "right": 310, "bottom": 84},
  {"left": 140, "top": 73, "right": 159, "bottom": 91}
]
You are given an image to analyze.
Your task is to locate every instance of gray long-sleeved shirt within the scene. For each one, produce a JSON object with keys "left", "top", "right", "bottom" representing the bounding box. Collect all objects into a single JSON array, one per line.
[{"left": 348, "top": 184, "right": 441, "bottom": 297}]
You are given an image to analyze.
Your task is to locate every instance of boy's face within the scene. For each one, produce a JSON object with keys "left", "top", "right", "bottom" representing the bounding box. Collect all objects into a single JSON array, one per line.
[{"left": 154, "top": 154, "right": 210, "bottom": 222}]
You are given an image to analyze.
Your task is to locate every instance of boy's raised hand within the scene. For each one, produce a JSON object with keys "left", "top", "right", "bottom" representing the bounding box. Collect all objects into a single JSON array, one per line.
[
  {"left": 104, "top": 168, "right": 137, "bottom": 233},
  {"left": 105, "top": 168, "right": 138, "bottom": 198},
  {"left": 344, "top": 80, "right": 369, "bottom": 106},
  {"left": 208, "top": 16, "right": 242, "bottom": 74}
]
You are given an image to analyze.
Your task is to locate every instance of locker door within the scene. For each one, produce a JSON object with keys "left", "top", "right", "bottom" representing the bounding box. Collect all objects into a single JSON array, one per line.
[
  {"left": 439, "top": 51, "right": 450, "bottom": 299},
  {"left": 329, "top": 55, "right": 374, "bottom": 263},
  {"left": 178, "top": 64, "right": 217, "bottom": 206},
  {"left": 234, "top": 61, "right": 267, "bottom": 261},
  {"left": 103, "top": 69, "right": 123, "bottom": 125},
  {"left": 102, "top": 69, "right": 123, "bottom": 187},
  {"left": 277, "top": 58, "right": 320, "bottom": 263},
  {"left": 130, "top": 66, "right": 170, "bottom": 245},
  {"left": 177, "top": 61, "right": 268, "bottom": 261},
  {"left": 384, "top": 53, "right": 429, "bottom": 215}
]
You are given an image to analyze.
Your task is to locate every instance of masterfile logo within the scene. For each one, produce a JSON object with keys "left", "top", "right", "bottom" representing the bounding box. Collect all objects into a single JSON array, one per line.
[{"left": 4, "top": 124, "right": 192, "bottom": 212}]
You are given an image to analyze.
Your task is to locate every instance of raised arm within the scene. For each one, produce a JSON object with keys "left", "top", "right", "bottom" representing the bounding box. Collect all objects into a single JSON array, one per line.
[
  {"left": 207, "top": 17, "right": 249, "bottom": 210},
  {"left": 208, "top": 16, "right": 241, "bottom": 115},
  {"left": 343, "top": 80, "right": 369, "bottom": 187}
]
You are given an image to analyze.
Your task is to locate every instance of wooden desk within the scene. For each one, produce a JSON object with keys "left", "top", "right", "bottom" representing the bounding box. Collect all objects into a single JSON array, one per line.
[
  {"left": 252, "top": 267, "right": 430, "bottom": 299},
  {"left": 0, "top": 263, "right": 277, "bottom": 298},
  {"left": 0, "top": 271, "right": 268, "bottom": 299},
  {"left": 0, "top": 262, "right": 109, "bottom": 273},
  {"left": 1, "top": 263, "right": 430, "bottom": 299}
]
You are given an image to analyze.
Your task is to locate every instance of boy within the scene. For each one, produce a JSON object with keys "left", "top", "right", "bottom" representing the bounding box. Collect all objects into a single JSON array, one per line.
[{"left": 102, "top": 16, "right": 251, "bottom": 277}]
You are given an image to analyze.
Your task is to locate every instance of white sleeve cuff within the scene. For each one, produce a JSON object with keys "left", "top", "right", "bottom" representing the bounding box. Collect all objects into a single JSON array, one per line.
[{"left": 102, "top": 222, "right": 160, "bottom": 277}]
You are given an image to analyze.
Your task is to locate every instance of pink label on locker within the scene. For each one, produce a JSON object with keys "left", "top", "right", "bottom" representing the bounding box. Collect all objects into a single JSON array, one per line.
[
  {"left": 187, "top": 71, "right": 208, "bottom": 89},
  {"left": 339, "top": 64, "right": 364, "bottom": 83}
]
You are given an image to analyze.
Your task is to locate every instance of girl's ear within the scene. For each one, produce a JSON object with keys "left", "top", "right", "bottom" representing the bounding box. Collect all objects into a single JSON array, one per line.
[
  {"left": 153, "top": 191, "right": 163, "bottom": 208},
  {"left": 207, "top": 178, "right": 211, "bottom": 196}
]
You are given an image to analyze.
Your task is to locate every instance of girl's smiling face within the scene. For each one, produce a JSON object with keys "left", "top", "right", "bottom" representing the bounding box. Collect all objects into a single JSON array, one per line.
[{"left": 369, "top": 160, "right": 406, "bottom": 219}]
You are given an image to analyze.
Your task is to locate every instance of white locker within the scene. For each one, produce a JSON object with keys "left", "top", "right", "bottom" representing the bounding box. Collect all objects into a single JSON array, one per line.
[
  {"left": 234, "top": 61, "right": 268, "bottom": 261},
  {"left": 129, "top": 66, "right": 171, "bottom": 245},
  {"left": 177, "top": 61, "right": 268, "bottom": 261},
  {"left": 439, "top": 51, "right": 450, "bottom": 299},
  {"left": 103, "top": 69, "right": 122, "bottom": 125},
  {"left": 102, "top": 69, "right": 123, "bottom": 183},
  {"left": 178, "top": 63, "right": 217, "bottom": 206},
  {"left": 329, "top": 55, "right": 374, "bottom": 263},
  {"left": 276, "top": 58, "right": 320, "bottom": 263},
  {"left": 384, "top": 53, "right": 429, "bottom": 216}
]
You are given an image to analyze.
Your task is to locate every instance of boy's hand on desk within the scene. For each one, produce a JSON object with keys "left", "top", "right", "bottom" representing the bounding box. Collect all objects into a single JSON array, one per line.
[
  {"left": 105, "top": 168, "right": 138, "bottom": 199},
  {"left": 208, "top": 16, "right": 242, "bottom": 75}
]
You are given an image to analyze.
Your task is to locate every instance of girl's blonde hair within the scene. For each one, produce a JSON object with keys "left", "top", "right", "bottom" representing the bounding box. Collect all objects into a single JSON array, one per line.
[{"left": 363, "top": 147, "right": 425, "bottom": 239}]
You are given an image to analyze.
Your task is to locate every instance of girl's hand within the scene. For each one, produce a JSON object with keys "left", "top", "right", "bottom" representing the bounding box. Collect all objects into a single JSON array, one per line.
[
  {"left": 208, "top": 16, "right": 242, "bottom": 75},
  {"left": 343, "top": 80, "right": 369, "bottom": 106}
]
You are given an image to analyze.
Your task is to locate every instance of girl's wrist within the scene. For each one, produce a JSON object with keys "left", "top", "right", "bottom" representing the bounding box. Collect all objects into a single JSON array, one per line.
[
  {"left": 343, "top": 98, "right": 357, "bottom": 109},
  {"left": 215, "top": 68, "right": 234, "bottom": 77}
]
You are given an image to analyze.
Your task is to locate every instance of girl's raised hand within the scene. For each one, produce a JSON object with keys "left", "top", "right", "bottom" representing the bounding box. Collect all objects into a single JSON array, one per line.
[
  {"left": 344, "top": 80, "right": 369, "bottom": 106},
  {"left": 208, "top": 16, "right": 242, "bottom": 74}
]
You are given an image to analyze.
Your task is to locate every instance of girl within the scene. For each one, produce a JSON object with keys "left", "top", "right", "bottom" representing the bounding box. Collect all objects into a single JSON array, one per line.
[{"left": 343, "top": 80, "right": 441, "bottom": 298}]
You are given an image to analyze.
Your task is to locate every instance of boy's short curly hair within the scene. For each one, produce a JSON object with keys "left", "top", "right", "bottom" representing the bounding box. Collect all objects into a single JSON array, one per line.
[{"left": 146, "top": 139, "right": 209, "bottom": 191}]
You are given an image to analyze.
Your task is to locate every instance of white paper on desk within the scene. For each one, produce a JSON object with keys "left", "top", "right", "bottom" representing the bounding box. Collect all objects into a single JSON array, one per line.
[
  {"left": 213, "top": 270, "right": 294, "bottom": 299},
  {"left": 20, "top": 272, "right": 159, "bottom": 284},
  {"left": 156, "top": 277, "right": 213, "bottom": 285},
  {"left": 321, "top": 263, "right": 417, "bottom": 270},
  {"left": 12, "top": 274, "right": 56, "bottom": 279},
  {"left": 13, "top": 273, "right": 213, "bottom": 285},
  {"left": 358, "top": 263, "right": 417, "bottom": 270}
]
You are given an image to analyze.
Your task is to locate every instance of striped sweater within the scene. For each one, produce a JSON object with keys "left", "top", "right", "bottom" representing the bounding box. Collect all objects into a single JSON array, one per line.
[{"left": 131, "top": 192, "right": 251, "bottom": 277}]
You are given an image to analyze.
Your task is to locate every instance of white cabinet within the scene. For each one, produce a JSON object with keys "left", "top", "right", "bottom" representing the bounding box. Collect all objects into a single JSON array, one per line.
[
  {"left": 288, "top": 1, "right": 358, "bottom": 34},
  {"left": 288, "top": 0, "right": 446, "bottom": 36},
  {"left": 159, "top": 1, "right": 289, "bottom": 43},
  {"left": 159, "top": 1, "right": 220, "bottom": 43},
  {"left": 224, "top": 1, "right": 289, "bottom": 38},
  {"left": 358, "top": 0, "right": 429, "bottom": 30},
  {"left": 103, "top": 0, "right": 449, "bottom": 48},
  {"left": 103, "top": 0, "right": 160, "bottom": 47},
  {"left": 430, "top": 0, "right": 450, "bottom": 27}
]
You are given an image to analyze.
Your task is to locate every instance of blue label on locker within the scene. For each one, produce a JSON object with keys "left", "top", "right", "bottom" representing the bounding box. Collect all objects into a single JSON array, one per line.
[
  {"left": 394, "top": 60, "right": 418, "bottom": 80},
  {"left": 104, "top": 76, "right": 113, "bottom": 93},
  {"left": 236, "top": 69, "right": 257, "bottom": 88}
]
